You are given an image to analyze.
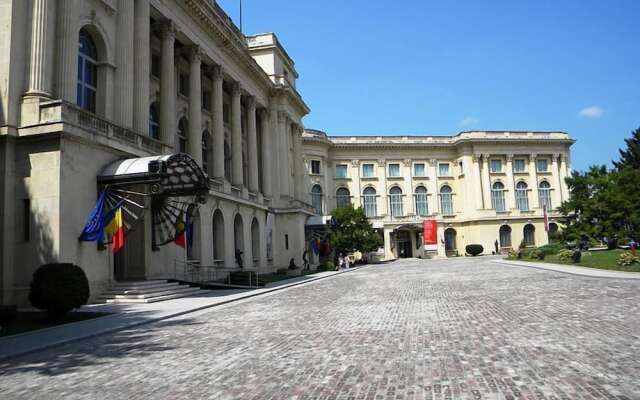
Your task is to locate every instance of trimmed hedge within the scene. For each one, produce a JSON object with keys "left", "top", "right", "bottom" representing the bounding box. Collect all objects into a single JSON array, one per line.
[
  {"left": 29, "top": 263, "right": 90, "bottom": 316},
  {"left": 465, "top": 244, "right": 483, "bottom": 256},
  {"left": 317, "top": 261, "right": 335, "bottom": 271}
]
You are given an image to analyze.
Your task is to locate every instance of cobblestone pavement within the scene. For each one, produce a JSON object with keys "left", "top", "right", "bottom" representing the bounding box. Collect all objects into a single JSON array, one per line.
[{"left": 1, "top": 258, "right": 640, "bottom": 400}]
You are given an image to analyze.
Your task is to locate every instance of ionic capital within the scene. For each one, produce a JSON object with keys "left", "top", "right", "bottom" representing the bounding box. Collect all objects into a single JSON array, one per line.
[
  {"left": 189, "top": 45, "right": 203, "bottom": 64},
  {"left": 246, "top": 95, "right": 256, "bottom": 110},
  {"left": 210, "top": 64, "right": 223, "bottom": 81},
  {"left": 377, "top": 159, "right": 386, "bottom": 167},
  {"left": 160, "top": 20, "right": 177, "bottom": 41},
  {"left": 230, "top": 81, "right": 241, "bottom": 97}
]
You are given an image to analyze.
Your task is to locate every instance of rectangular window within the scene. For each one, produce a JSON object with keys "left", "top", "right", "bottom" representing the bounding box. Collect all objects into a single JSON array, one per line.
[
  {"left": 490, "top": 159, "right": 502, "bottom": 173},
  {"left": 514, "top": 159, "right": 526, "bottom": 173},
  {"left": 363, "top": 193, "right": 377, "bottom": 217},
  {"left": 335, "top": 164, "right": 348, "bottom": 178},
  {"left": 438, "top": 163, "right": 450, "bottom": 177},
  {"left": 285, "top": 234, "right": 289, "bottom": 250},
  {"left": 389, "top": 193, "right": 403, "bottom": 217},
  {"left": 536, "top": 159, "right": 549, "bottom": 172},
  {"left": 362, "top": 163, "right": 375, "bottom": 178},
  {"left": 179, "top": 73, "right": 189, "bottom": 96},
  {"left": 413, "top": 163, "right": 425, "bottom": 177},
  {"left": 23, "top": 199, "right": 31, "bottom": 242},
  {"left": 388, "top": 163, "right": 400, "bottom": 177},
  {"left": 151, "top": 54, "right": 161, "bottom": 78},
  {"left": 311, "top": 160, "right": 321, "bottom": 175}
]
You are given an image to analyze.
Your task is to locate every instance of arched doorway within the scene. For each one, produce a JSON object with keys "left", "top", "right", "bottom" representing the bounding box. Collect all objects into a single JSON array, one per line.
[
  {"left": 499, "top": 225, "right": 512, "bottom": 250},
  {"left": 251, "top": 218, "right": 260, "bottom": 267},
  {"left": 444, "top": 228, "right": 457, "bottom": 256},
  {"left": 523, "top": 224, "right": 536, "bottom": 247},
  {"left": 548, "top": 222, "right": 559, "bottom": 242},
  {"left": 234, "top": 214, "right": 244, "bottom": 267},
  {"left": 212, "top": 210, "right": 225, "bottom": 263}
]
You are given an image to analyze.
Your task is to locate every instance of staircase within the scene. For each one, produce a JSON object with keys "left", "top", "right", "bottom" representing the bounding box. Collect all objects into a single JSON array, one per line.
[{"left": 98, "top": 280, "right": 208, "bottom": 304}]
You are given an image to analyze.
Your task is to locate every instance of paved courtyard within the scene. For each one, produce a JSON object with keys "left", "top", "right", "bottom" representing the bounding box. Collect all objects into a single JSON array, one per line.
[{"left": 1, "top": 258, "right": 639, "bottom": 400}]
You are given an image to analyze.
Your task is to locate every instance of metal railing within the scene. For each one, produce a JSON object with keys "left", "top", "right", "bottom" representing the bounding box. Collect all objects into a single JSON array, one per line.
[{"left": 173, "top": 259, "right": 261, "bottom": 288}]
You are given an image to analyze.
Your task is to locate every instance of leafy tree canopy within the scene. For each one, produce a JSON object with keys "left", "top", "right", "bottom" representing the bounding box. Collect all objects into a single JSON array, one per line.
[
  {"left": 329, "top": 206, "right": 383, "bottom": 255},
  {"left": 613, "top": 126, "right": 640, "bottom": 170}
]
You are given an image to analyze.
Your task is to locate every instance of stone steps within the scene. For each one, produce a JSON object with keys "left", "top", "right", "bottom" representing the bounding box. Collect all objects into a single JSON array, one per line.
[{"left": 98, "top": 280, "right": 209, "bottom": 304}]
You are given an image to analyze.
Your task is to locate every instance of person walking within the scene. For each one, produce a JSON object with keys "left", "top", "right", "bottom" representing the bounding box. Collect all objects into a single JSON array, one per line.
[
  {"left": 344, "top": 254, "right": 350, "bottom": 269},
  {"left": 338, "top": 254, "right": 345, "bottom": 271}
]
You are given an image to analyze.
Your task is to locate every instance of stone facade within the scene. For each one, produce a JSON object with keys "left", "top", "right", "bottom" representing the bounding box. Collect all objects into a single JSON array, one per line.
[
  {"left": 302, "top": 130, "right": 574, "bottom": 261},
  {"left": 0, "top": 0, "right": 312, "bottom": 306}
]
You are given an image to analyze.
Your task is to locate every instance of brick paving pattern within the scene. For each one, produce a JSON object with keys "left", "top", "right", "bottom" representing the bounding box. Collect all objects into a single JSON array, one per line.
[{"left": 1, "top": 258, "right": 639, "bottom": 399}]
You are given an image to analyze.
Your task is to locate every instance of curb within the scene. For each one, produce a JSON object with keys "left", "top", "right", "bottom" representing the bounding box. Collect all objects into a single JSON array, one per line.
[
  {"left": 493, "top": 259, "right": 640, "bottom": 280},
  {"left": 0, "top": 265, "right": 372, "bottom": 362}
]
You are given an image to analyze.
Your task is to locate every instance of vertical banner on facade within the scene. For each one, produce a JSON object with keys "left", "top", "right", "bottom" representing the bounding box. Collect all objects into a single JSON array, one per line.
[
  {"left": 423, "top": 220, "right": 438, "bottom": 245},
  {"left": 265, "top": 212, "right": 274, "bottom": 260}
]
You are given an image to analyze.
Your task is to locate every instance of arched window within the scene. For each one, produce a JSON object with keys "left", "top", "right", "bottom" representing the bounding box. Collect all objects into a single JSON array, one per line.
[
  {"left": 149, "top": 103, "right": 160, "bottom": 139},
  {"left": 311, "top": 185, "right": 323, "bottom": 215},
  {"left": 414, "top": 186, "right": 428, "bottom": 216},
  {"left": 389, "top": 187, "right": 403, "bottom": 217},
  {"left": 515, "top": 182, "right": 529, "bottom": 211},
  {"left": 224, "top": 141, "right": 232, "bottom": 182},
  {"left": 439, "top": 185, "right": 453, "bottom": 215},
  {"left": 538, "top": 181, "right": 552, "bottom": 210},
  {"left": 491, "top": 182, "right": 506, "bottom": 212},
  {"left": 363, "top": 187, "right": 377, "bottom": 218},
  {"left": 335, "top": 187, "right": 351, "bottom": 208},
  {"left": 77, "top": 29, "right": 98, "bottom": 113},
  {"left": 202, "top": 130, "right": 210, "bottom": 174},
  {"left": 177, "top": 118, "right": 188, "bottom": 153},
  {"left": 499, "top": 225, "right": 512, "bottom": 248},
  {"left": 523, "top": 224, "right": 536, "bottom": 246}
]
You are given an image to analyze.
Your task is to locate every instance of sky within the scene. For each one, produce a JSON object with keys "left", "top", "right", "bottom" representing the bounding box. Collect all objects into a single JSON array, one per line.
[{"left": 217, "top": 0, "right": 640, "bottom": 171}]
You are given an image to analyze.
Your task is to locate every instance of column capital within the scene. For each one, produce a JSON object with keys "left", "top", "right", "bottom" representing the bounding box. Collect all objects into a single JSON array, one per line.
[
  {"left": 428, "top": 159, "right": 437, "bottom": 167},
  {"left": 277, "top": 111, "right": 288, "bottom": 124},
  {"left": 482, "top": 153, "right": 491, "bottom": 162},
  {"left": 246, "top": 95, "right": 256, "bottom": 110},
  {"left": 352, "top": 160, "right": 361, "bottom": 168},
  {"left": 530, "top": 153, "right": 538, "bottom": 160},
  {"left": 472, "top": 154, "right": 481, "bottom": 163},
  {"left": 160, "top": 20, "right": 177, "bottom": 40},
  {"left": 551, "top": 153, "right": 560, "bottom": 162},
  {"left": 506, "top": 154, "right": 514, "bottom": 162},
  {"left": 210, "top": 64, "right": 223, "bottom": 80},
  {"left": 257, "top": 107, "right": 270, "bottom": 119},
  {"left": 189, "top": 45, "right": 203, "bottom": 64},
  {"left": 230, "top": 81, "right": 242, "bottom": 97},
  {"left": 403, "top": 159, "right": 412, "bottom": 167},
  {"left": 377, "top": 159, "right": 387, "bottom": 167}
]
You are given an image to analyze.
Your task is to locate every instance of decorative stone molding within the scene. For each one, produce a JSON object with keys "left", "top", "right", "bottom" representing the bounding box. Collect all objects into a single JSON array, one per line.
[
  {"left": 209, "top": 64, "right": 223, "bottom": 80},
  {"left": 189, "top": 45, "right": 203, "bottom": 63},
  {"left": 472, "top": 154, "right": 481, "bottom": 163},
  {"left": 230, "top": 81, "right": 241, "bottom": 97},
  {"left": 351, "top": 160, "right": 360, "bottom": 168},
  {"left": 277, "top": 111, "right": 288, "bottom": 124},
  {"left": 428, "top": 159, "right": 437, "bottom": 167},
  {"left": 246, "top": 95, "right": 256, "bottom": 109},
  {"left": 377, "top": 159, "right": 386, "bottom": 167},
  {"left": 403, "top": 159, "right": 411, "bottom": 167},
  {"left": 160, "top": 20, "right": 177, "bottom": 40}
]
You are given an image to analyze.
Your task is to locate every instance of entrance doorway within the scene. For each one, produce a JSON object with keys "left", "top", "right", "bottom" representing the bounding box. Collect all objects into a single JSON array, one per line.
[
  {"left": 397, "top": 230, "right": 412, "bottom": 258},
  {"left": 444, "top": 228, "right": 457, "bottom": 256},
  {"left": 114, "top": 216, "right": 146, "bottom": 281}
]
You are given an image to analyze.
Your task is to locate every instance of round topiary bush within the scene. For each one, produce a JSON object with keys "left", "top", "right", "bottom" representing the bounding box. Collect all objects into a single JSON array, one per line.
[
  {"left": 465, "top": 244, "right": 483, "bottom": 256},
  {"left": 29, "top": 263, "right": 90, "bottom": 316}
]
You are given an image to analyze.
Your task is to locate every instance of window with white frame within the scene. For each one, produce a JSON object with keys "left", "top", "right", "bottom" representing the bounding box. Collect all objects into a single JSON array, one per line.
[
  {"left": 413, "top": 163, "right": 426, "bottom": 177},
  {"left": 538, "top": 181, "right": 552, "bottom": 209},
  {"left": 536, "top": 159, "right": 549, "bottom": 172},
  {"left": 414, "top": 186, "right": 428, "bottom": 216},
  {"left": 439, "top": 185, "right": 453, "bottom": 215},
  {"left": 491, "top": 182, "right": 506, "bottom": 212},
  {"left": 363, "top": 187, "right": 377, "bottom": 217},
  {"left": 362, "top": 163, "right": 375, "bottom": 178},
  {"left": 388, "top": 163, "right": 400, "bottom": 177},
  {"left": 389, "top": 187, "right": 403, "bottom": 217},
  {"left": 335, "top": 164, "right": 348, "bottom": 178},
  {"left": 515, "top": 181, "right": 529, "bottom": 211},
  {"left": 310, "top": 160, "right": 321, "bottom": 175},
  {"left": 438, "top": 163, "right": 450, "bottom": 177},
  {"left": 514, "top": 159, "right": 526, "bottom": 173},
  {"left": 335, "top": 187, "right": 351, "bottom": 208},
  {"left": 311, "top": 185, "right": 323, "bottom": 214},
  {"left": 490, "top": 159, "right": 502, "bottom": 173}
]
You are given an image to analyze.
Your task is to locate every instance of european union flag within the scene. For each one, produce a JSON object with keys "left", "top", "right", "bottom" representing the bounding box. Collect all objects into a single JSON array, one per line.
[{"left": 78, "top": 191, "right": 107, "bottom": 242}]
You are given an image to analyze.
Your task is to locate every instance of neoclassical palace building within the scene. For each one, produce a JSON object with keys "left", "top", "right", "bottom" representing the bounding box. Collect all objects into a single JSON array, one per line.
[
  {"left": 0, "top": 0, "right": 574, "bottom": 306},
  {"left": 302, "top": 130, "right": 573, "bottom": 261},
  {"left": 0, "top": 0, "right": 311, "bottom": 305}
]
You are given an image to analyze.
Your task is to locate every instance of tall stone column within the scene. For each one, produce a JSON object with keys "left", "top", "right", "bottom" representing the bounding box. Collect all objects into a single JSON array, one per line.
[
  {"left": 259, "top": 108, "right": 273, "bottom": 197},
  {"left": 114, "top": 0, "right": 135, "bottom": 127},
  {"left": 559, "top": 154, "right": 569, "bottom": 201},
  {"left": 292, "top": 125, "right": 305, "bottom": 201},
  {"left": 55, "top": 0, "right": 79, "bottom": 102},
  {"left": 472, "top": 155, "right": 484, "bottom": 209},
  {"left": 481, "top": 154, "right": 492, "bottom": 209},
  {"left": 505, "top": 154, "right": 516, "bottom": 210},
  {"left": 27, "top": 0, "right": 56, "bottom": 97},
  {"left": 529, "top": 155, "right": 539, "bottom": 209},
  {"left": 187, "top": 46, "right": 203, "bottom": 165},
  {"left": 210, "top": 65, "right": 225, "bottom": 179},
  {"left": 230, "top": 82, "right": 243, "bottom": 186},
  {"left": 246, "top": 97, "right": 259, "bottom": 192},
  {"left": 551, "top": 154, "right": 563, "bottom": 206},
  {"left": 269, "top": 104, "right": 281, "bottom": 198},
  {"left": 159, "top": 21, "right": 176, "bottom": 146},
  {"left": 278, "top": 112, "right": 290, "bottom": 197},
  {"left": 133, "top": 0, "right": 150, "bottom": 135}
]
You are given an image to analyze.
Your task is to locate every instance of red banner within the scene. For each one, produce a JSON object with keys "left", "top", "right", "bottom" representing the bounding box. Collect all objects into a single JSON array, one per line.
[{"left": 423, "top": 220, "right": 437, "bottom": 245}]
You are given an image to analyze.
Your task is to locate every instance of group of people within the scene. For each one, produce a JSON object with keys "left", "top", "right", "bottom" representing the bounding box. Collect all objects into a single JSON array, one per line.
[{"left": 337, "top": 253, "right": 351, "bottom": 270}]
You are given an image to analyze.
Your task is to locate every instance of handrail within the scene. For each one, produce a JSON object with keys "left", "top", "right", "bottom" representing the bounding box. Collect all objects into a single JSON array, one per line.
[{"left": 173, "top": 259, "right": 262, "bottom": 287}]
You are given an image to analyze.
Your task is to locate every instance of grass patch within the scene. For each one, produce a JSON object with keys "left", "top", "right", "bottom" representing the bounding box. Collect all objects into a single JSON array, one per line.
[
  {"left": 522, "top": 249, "right": 640, "bottom": 272},
  {"left": 1, "top": 311, "right": 110, "bottom": 337}
]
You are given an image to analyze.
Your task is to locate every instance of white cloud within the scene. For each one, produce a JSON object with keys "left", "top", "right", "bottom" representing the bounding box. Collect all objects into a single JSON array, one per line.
[
  {"left": 578, "top": 106, "right": 605, "bottom": 118},
  {"left": 458, "top": 117, "right": 479, "bottom": 127}
]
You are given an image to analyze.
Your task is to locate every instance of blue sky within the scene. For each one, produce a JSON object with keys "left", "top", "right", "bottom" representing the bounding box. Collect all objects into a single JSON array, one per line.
[{"left": 218, "top": 0, "right": 640, "bottom": 170}]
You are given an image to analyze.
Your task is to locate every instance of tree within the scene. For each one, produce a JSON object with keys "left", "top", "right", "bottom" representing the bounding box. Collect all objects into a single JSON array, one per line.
[
  {"left": 329, "top": 206, "right": 383, "bottom": 255},
  {"left": 613, "top": 126, "right": 640, "bottom": 170}
]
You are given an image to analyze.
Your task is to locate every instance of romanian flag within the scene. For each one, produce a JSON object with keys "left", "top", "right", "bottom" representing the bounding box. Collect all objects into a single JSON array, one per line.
[
  {"left": 175, "top": 217, "right": 186, "bottom": 248},
  {"left": 104, "top": 207, "right": 125, "bottom": 253}
]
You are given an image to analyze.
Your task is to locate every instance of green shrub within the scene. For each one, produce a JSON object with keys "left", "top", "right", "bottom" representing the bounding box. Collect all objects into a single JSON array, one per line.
[
  {"left": 537, "top": 242, "right": 565, "bottom": 256},
  {"left": 465, "top": 244, "right": 483, "bottom": 256},
  {"left": 617, "top": 252, "right": 640, "bottom": 266},
  {"left": 506, "top": 250, "right": 519, "bottom": 260},
  {"left": 317, "top": 261, "right": 335, "bottom": 271},
  {"left": 276, "top": 268, "right": 288, "bottom": 275},
  {"left": 29, "top": 263, "right": 90, "bottom": 316},
  {"left": 528, "top": 249, "right": 545, "bottom": 260},
  {"left": 557, "top": 249, "right": 574, "bottom": 262}
]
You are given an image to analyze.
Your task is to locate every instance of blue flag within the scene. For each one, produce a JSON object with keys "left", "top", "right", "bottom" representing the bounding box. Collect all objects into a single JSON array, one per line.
[{"left": 78, "top": 191, "right": 108, "bottom": 242}]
